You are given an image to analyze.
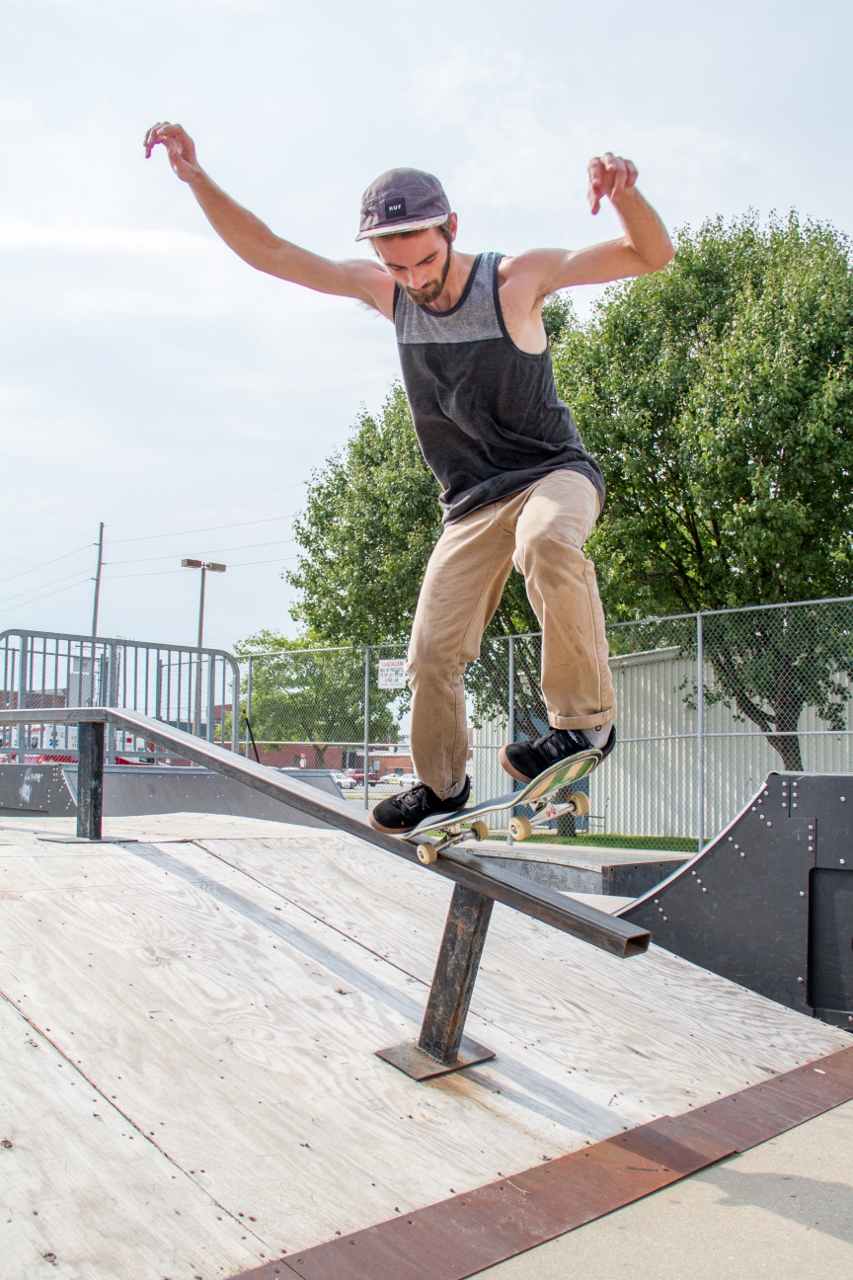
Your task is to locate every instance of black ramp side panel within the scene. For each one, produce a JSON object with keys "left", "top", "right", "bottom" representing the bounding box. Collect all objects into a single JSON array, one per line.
[
  {"left": 59, "top": 765, "right": 338, "bottom": 827},
  {"left": 809, "top": 869, "right": 853, "bottom": 1016},
  {"left": 620, "top": 773, "right": 817, "bottom": 1016},
  {"left": 0, "top": 764, "right": 75, "bottom": 816}
]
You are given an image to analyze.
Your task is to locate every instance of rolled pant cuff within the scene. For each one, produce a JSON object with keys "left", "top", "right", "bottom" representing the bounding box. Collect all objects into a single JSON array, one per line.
[
  {"left": 549, "top": 710, "right": 616, "bottom": 732},
  {"left": 433, "top": 781, "right": 467, "bottom": 802}
]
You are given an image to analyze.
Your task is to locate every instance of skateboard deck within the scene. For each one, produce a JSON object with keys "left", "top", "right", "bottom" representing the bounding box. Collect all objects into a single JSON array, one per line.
[{"left": 405, "top": 747, "right": 602, "bottom": 863}]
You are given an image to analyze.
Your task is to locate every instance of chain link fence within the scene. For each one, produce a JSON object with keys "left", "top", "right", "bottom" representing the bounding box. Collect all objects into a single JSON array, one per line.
[{"left": 239, "top": 597, "right": 853, "bottom": 850}]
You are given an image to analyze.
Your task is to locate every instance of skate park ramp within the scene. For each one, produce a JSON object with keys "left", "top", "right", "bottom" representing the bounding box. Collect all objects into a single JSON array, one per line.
[
  {"left": 0, "top": 761, "right": 341, "bottom": 826},
  {"left": 2, "top": 805, "right": 851, "bottom": 1279},
  {"left": 619, "top": 771, "right": 853, "bottom": 1029}
]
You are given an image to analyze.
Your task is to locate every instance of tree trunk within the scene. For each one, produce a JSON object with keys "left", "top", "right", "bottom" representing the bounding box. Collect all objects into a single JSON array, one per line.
[{"left": 764, "top": 731, "right": 803, "bottom": 771}]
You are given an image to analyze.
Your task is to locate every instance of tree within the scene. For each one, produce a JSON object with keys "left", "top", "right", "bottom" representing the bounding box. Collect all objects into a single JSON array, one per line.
[
  {"left": 235, "top": 631, "right": 399, "bottom": 766},
  {"left": 553, "top": 211, "right": 853, "bottom": 767},
  {"left": 286, "top": 381, "right": 539, "bottom": 644}
]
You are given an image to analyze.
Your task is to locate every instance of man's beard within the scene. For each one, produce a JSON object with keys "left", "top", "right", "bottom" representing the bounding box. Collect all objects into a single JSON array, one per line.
[{"left": 402, "top": 241, "right": 452, "bottom": 305}]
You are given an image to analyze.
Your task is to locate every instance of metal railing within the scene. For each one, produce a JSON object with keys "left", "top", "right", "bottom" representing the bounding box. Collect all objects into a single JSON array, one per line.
[
  {"left": 0, "top": 629, "right": 240, "bottom": 762},
  {"left": 0, "top": 703, "right": 649, "bottom": 1079}
]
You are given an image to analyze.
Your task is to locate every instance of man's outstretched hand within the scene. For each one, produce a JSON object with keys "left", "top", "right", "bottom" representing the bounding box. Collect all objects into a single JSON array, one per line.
[
  {"left": 144, "top": 122, "right": 201, "bottom": 182},
  {"left": 587, "top": 153, "right": 638, "bottom": 214}
]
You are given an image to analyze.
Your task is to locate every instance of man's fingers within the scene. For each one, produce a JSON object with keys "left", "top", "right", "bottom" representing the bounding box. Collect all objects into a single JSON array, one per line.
[
  {"left": 611, "top": 156, "right": 628, "bottom": 203},
  {"left": 588, "top": 153, "right": 639, "bottom": 204},
  {"left": 587, "top": 157, "right": 605, "bottom": 213},
  {"left": 143, "top": 122, "right": 172, "bottom": 157}
]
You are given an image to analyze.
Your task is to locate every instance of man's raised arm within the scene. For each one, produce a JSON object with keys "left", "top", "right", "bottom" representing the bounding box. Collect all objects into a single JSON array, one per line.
[
  {"left": 506, "top": 153, "right": 674, "bottom": 300},
  {"left": 143, "top": 123, "right": 392, "bottom": 313}
]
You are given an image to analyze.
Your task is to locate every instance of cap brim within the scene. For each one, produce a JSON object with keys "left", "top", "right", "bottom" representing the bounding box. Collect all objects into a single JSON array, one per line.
[{"left": 355, "top": 213, "right": 450, "bottom": 242}]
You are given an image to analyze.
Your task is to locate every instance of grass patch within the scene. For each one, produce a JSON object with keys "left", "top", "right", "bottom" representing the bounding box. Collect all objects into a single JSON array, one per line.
[{"left": 523, "top": 832, "right": 697, "bottom": 853}]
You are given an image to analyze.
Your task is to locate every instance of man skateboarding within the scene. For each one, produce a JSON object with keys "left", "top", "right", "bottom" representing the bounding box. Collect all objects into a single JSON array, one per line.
[{"left": 144, "top": 124, "right": 674, "bottom": 834}]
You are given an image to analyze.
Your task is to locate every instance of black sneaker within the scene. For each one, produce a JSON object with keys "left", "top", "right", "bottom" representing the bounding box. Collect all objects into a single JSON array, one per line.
[
  {"left": 369, "top": 777, "right": 471, "bottom": 835},
  {"left": 499, "top": 725, "right": 616, "bottom": 784}
]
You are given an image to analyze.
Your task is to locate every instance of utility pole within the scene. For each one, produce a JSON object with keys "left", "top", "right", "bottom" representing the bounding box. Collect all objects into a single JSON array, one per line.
[
  {"left": 92, "top": 522, "right": 105, "bottom": 636},
  {"left": 182, "top": 559, "right": 226, "bottom": 736}
]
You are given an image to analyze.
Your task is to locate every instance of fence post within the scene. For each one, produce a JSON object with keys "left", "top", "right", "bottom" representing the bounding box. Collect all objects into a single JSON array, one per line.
[
  {"left": 77, "top": 720, "right": 104, "bottom": 840},
  {"left": 697, "top": 610, "right": 705, "bottom": 853},
  {"left": 16, "top": 634, "right": 28, "bottom": 762},
  {"left": 507, "top": 634, "right": 515, "bottom": 847},
  {"left": 245, "top": 657, "right": 253, "bottom": 757},
  {"left": 364, "top": 645, "right": 371, "bottom": 811}
]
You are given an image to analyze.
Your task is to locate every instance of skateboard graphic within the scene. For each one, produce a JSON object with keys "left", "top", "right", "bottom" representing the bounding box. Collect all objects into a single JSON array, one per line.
[{"left": 405, "top": 747, "right": 602, "bottom": 864}]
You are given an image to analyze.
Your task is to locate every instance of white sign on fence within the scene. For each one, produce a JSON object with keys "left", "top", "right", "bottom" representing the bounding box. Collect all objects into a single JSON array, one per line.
[{"left": 377, "top": 657, "right": 408, "bottom": 689}]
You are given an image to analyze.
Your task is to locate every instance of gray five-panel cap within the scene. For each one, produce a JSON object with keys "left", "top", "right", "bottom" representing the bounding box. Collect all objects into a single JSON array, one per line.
[{"left": 356, "top": 167, "right": 451, "bottom": 241}]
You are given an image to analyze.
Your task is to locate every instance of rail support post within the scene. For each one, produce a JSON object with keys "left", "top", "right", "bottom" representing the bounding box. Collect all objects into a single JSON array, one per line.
[
  {"left": 77, "top": 720, "right": 104, "bottom": 840},
  {"left": 377, "top": 883, "right": 496, "bottom": 1079}
]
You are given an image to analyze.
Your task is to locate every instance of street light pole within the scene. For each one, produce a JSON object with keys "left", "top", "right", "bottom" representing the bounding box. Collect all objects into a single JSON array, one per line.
[{"left": 182, "top": 559, "right": 226, "bottom": 737}]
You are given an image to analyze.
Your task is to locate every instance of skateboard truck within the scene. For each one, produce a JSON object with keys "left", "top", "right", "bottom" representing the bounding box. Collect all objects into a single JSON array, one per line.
[
  {"left": 416, "top": 818, "right": 490, "bottom": 865},
  {"left": 508, "top": 790, "right": 590, "bottom": 841}
]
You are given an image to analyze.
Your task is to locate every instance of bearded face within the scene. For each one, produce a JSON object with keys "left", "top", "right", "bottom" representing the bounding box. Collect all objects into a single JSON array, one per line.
[
  {"left": 373, "top": 223, "right": 455, "bottom": 307},
  {"left": 399, "top": 239, "right": 452, "bottom": 305}
]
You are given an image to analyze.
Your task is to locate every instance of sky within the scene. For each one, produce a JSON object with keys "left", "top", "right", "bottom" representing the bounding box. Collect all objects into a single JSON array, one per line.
[{"left": 1, "top": 0, "right": 852, "bottom": 653}]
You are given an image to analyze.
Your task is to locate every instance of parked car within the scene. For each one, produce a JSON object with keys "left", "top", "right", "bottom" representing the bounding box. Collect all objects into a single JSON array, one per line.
[
  {"left": 348, "top": 771, "right": 382, "bottom": 785},
  {"left": 390, "top": 772, "right": 419, "bottom": 788},
  {"left": 331, "top": 771, "right": 357, "bottom": 790}
]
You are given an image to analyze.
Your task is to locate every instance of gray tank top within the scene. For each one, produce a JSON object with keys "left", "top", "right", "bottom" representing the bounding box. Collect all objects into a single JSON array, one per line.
[{"left": 394, "top": 251, "right": 605, "bottom": 524}]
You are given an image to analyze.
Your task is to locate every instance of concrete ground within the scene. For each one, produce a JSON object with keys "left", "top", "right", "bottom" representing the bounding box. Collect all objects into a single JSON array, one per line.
[{"left": 483, "top": 1098, "right": 853, "bottom": 1280}]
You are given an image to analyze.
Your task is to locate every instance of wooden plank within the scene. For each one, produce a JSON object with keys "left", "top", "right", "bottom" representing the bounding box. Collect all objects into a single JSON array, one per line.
[
  {"left": 190, "top": 831, "right": 849, "bottom": 1117},
  {"left": 1, "top": 815, "right": 847, "bottom": 1266},
  {"left": 0, "top": 827, "right": 630, "bottom": 1258},
  {"left": 0, "top": 993, "right": 266, "bottom": 1280}
]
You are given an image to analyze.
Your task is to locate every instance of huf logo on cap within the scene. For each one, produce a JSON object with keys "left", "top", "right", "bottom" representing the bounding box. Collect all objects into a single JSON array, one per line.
[{"left": 357, "top": 168, "right": 450, "bottom": 241}]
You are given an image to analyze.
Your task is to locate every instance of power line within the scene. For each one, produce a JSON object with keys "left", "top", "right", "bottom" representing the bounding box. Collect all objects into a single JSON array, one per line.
[
  {"left": 105, "top": 480, "right": 306, "bottom": 533},
  {"left": 0, "top": 484, "right": 306, "bottom": 584},
  {"left": 102, "top": 554, "right": 297, "bottom": 581},
  {"left": 0, "top": 567, "right": 96, "bottom": 609},
  {"left": 0, "top": 542, "right": 93, "bottom": 586},
  {"left": 0, "top": 570, "right": 95, "bottom": 611},
  {"left": 109, "top": 513, "right": 297, "bottom": 545},
  {"left": 108, "top": 536, "right": 296, "bottom": 566}
]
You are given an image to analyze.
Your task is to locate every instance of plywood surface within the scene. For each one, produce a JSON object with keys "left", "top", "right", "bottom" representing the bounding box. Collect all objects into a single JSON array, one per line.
[
  {"left": 0, "top": 813, "right": 847, "bottom": 1278},
  {"left": 0, "top": 995, "right": 265, "bottom": 1279}
]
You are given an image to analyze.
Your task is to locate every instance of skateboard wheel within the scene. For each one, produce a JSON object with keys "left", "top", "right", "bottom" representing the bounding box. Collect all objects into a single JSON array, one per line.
[
  {"left": 468, "top": 819, "right": 490, "bottom": 842},
  {"left": 508, "top": 815, "right": 533, "bottom": 841},
  {"left": 567, "top": 791, "right": 590, "bottom": 816},
  {"left": 417, "top": 841, "right": 438, "bottom": 865}
]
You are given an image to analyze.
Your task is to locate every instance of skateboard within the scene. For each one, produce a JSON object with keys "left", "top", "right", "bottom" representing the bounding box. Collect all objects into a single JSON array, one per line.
[{"left": 405, "top": 747, "right": 602, "bottom": 864}]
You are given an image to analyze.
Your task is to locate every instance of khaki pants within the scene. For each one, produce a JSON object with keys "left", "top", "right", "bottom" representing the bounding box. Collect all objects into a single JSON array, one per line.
[{"left": 407, "top": 470, "right": 616, "bottom": 799}]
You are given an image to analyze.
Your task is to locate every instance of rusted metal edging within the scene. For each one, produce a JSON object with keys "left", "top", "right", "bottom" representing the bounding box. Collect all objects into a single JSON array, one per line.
[{"left": 226, "top": 1046, "right": 853, "bottom": 1280}]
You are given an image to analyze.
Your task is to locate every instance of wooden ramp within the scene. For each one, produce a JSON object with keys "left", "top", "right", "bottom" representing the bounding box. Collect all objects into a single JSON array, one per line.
[{"left": 1, "top": 811, "right": 849, "bottom": 1279}]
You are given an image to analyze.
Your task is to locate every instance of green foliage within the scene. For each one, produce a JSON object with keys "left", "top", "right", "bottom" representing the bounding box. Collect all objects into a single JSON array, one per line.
[
  {"left": 554, "top": 210, "right": 853, "bottom": 618},
  {"left": 285, "top": 383, "right": 442, "bottom": 644},
  {"left": 552, "top": 211, "right": 853, "bottom": 766},
  {"left": 541, "top": 291, "right": 574, "bottom": 345},
  {"left": 235, "top": 630, "right": 398, "bottom": 763},
  {"left": 695, "top": 603, "right": 853, "bottom": 770}
]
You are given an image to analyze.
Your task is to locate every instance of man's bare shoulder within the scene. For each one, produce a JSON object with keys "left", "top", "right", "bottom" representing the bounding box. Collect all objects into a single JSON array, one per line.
[
  {"left": 497, "top": 249, "right": 568, "bottom": 283},
  {"left": 335, "top": 257, "right": 395, "bottom": 316}
]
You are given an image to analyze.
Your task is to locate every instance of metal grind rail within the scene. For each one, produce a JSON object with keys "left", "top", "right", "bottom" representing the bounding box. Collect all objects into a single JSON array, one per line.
[{"left": 0, "top": 706, "right": 650, "bottom": 1081}]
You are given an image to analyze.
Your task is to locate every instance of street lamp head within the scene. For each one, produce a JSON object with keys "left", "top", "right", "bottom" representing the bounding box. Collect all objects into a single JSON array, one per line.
[
  {"left": 205, "top": 562, "right": 227, "bottom": 573},
  {"left": 182, "top": 558, "right": 203, "bottom": 568}
]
